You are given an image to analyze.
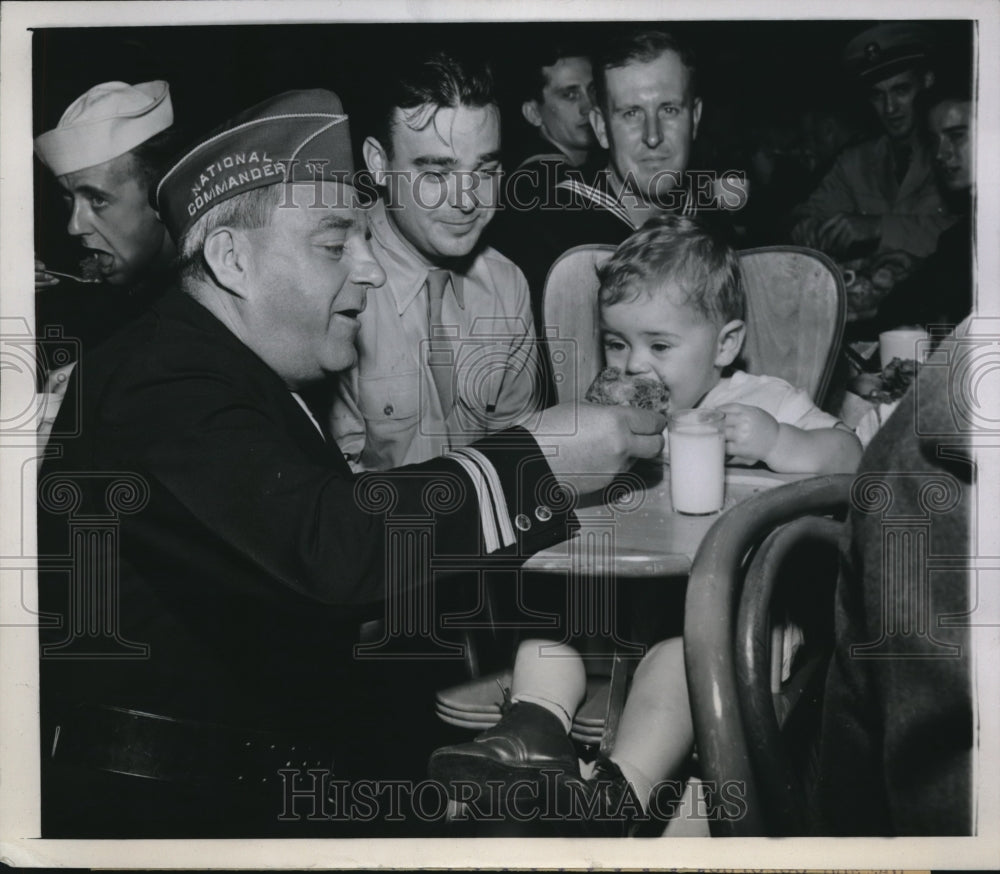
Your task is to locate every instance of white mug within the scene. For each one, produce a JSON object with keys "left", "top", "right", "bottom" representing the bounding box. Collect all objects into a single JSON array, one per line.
[{"left": 879, "top": 328, "right": 929, "bottom": 370}]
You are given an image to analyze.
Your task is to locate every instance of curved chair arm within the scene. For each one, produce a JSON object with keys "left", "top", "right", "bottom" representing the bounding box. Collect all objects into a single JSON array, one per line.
[
  {"left": 683, "top": 473, "right": 854, "bottom": 836},
  {"left": 737, "top": 514, "right": 845, "bottom": 835}
]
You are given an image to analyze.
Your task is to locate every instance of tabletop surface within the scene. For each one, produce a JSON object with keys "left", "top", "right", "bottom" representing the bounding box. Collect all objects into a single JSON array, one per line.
[{"left": 523, "top": 462, "right": 810, "bottom": 577}]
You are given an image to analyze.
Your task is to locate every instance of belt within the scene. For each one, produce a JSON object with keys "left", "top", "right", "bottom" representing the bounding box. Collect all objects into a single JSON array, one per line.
[{"left": 51, "top": 704, "right": 337, "bottom": 786}]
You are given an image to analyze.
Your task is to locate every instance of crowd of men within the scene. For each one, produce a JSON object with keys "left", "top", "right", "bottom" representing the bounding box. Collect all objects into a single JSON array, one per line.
[{"left": 31, "top": 21, "right": 975, "bottom": 839}]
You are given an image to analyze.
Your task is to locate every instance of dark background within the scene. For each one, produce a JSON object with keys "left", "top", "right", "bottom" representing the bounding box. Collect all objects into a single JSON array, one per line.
[{"left": 32, "top": 19, "right": 975, "bottom": 264}]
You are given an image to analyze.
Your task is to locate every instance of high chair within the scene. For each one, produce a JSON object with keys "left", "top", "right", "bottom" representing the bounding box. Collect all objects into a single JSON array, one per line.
[
  {"left": 434, "top": 244, "right": 847, "bottom": 761},
  {"left": 541, "top": 243, "right": 846, "bottom": 406},
  {"left": 738, "top": 246, "right": 845, "bottom": 406}
]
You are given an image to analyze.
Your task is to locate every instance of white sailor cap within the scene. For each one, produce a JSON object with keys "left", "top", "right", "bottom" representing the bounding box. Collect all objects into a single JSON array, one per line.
[{"left": 34, "top": 80, "right": 173, "bottom": 177}]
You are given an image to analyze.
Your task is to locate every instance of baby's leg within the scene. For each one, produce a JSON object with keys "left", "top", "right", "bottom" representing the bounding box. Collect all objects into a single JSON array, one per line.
[
  {"left": 427, "top": 638, "right": 586, "bottom": 797},
  {"left": 510, "top": 638, "right": 587, "bottom": 732},
  {"left": 609, "top": 637, "right": 693, "bottom": 810}
]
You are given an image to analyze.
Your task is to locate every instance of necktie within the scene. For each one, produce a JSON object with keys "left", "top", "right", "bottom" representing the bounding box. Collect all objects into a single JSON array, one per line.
[{"left": 425, "top": 268, "right": 456, "bottom": 418}]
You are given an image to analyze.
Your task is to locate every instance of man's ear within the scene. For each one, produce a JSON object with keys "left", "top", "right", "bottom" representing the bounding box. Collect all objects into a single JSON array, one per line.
[
  {"left": 202, "top": 226, "right": 250, "bottom": 297},
  {"left": 691, "top": 97, "right": 703, "bottom": 140},
  {"left": 521, "top": 100, "right": 543, "bottom": 129},
  {"left": 590, "top": 107, "right": 609, "bottom": 150},
  {"left": 714, "top": 319, "right": 746, "bottom": 368},
  {"left": 362, "top": 136, "right": 389, "bottom": 185},
  {"left": 922, "top": 70, "right": 936, "bottom": 90}
]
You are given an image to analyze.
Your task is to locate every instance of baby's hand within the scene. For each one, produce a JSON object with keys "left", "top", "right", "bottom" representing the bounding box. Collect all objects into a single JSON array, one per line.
[{"left": 717, "top": 403, "right": 779, "bottom": 464}]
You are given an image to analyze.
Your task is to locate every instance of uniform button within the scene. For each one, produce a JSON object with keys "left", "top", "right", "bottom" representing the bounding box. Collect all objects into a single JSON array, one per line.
[
  {"left": 514, "top": 513, "right": 531, "bottom": 531},
  {"left": 534, "top": 505, "right": 553, "bottom": 522},
  {"left": 383, "top": 404, "right": 394, "bottom": 416}
]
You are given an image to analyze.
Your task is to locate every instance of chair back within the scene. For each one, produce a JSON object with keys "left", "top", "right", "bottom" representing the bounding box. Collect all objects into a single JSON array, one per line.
[
  {"left": 738, "top": 246, "right": 846, "bottom": 406},
  {"left": 541, "top": 244, "right": 616, "bottom": 405},
  {"left": 683, "top": 474, "right": 853, "bottom": 836},
  {"left": 541, "top": 243, "right": 845, "bottom": 406}
]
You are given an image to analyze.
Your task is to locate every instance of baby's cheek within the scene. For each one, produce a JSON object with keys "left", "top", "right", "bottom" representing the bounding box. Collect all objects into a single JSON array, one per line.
[
  {"left": 646, "top": 365, "right": 671, "bottom": 391},
  {"left": 604, "top": 348, "right": 626, "bottom": 370}
]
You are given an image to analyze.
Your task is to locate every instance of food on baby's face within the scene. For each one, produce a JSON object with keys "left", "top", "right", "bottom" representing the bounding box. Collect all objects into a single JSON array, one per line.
[{"left": 585, "top": 366, "right": 670, "bottom": 414}]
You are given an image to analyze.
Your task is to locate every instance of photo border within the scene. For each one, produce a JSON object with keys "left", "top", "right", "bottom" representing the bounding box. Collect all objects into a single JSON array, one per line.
[{"left": 2, "top": 0, "right": 998, "bottom": 868}]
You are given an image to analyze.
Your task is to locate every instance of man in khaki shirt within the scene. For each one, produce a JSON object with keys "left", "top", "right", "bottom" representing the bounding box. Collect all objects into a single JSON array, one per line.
[
  {"left": 333, "top": 52, "right": 540, "bottom": 470},
  {"left": 790, "top": 23, "right": 955, "bottom": 259}
]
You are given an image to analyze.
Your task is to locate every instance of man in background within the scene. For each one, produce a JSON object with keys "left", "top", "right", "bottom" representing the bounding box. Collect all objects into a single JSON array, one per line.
[
  {"left": 875, "top": 76, "right": 975, "bottom": 330},
  {"left": 494, "top": 29, "right": 708, "bottom": 347},
  {"left": 790, "top": 23, "right": 955, "bottom": 260},
  {"left": 504, "top": 42, "right": 600, "bottom": 195},
  {"left": 33, "top": 80, "right": 182, "bottom": 440},
  {"left": 34, "top": 80, "right": 179, "bottom": 330}
]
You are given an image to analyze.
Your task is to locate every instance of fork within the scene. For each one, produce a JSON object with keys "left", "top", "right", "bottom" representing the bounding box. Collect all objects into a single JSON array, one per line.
[{"left": 37, "top": 268, "right": 102, "bottom": 284}]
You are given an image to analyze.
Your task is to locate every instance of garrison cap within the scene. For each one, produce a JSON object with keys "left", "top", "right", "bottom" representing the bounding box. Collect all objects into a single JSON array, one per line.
[
  {"left": 34, "top": 80, "right": 173, "bottom": 177},
  {"left": 843, "top": 23, "right": 936, "bottom": 84},
  {"left": 156, "top": 89, "right": 354, "bottom": 242}
]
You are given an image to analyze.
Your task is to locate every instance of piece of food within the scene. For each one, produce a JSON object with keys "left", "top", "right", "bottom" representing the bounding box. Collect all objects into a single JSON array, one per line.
[
  {"left": 79, "top": 253, "right": 103, "bottom": 281},
  {"left": 864, "top": 357, "right": 918, "bottom": 404},
  {"left": 585, "top": 366, "right": 670, "bottom": 414}
]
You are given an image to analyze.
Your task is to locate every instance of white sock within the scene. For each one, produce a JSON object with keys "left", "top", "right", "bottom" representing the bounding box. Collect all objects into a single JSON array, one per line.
[
  {"left": 509, "top": 639, "right": 586, "bottom": 735},
  {"left": 609, "top": 755, "right": 654, "bottom": 814}
]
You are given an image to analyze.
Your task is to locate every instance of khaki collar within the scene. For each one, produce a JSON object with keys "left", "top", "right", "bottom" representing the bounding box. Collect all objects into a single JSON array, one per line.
[{"left": 369, "top": 198, "right": 468, "bottom": 315}]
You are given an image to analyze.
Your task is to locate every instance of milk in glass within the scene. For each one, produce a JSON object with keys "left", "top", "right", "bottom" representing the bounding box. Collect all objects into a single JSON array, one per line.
[{"left": 668, "top": 409, "right": 726, "bottom": 514}]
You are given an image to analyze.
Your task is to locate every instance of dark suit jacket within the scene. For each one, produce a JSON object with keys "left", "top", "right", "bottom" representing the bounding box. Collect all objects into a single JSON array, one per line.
[
  {"left": 490, "top": 169, "right": 637, "bottom": 330},
  {"left": 815, "top": 335, "right": 972, "bottom": 834},
  {"left": 38, "top": 290, "right": 572, "bottom": 735}
]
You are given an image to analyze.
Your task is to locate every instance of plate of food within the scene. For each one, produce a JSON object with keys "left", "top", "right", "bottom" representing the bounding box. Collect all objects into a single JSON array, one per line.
[{"left": 849, "top": 356, "right": 918, "bottom": 404}]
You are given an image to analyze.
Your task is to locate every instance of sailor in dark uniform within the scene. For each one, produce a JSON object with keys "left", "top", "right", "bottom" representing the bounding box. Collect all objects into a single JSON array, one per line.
[
  {"left": 493, "top": 29, "right": 706, "bottom": 319},
  {"left": 34, "top": 80, "right": 181, "bottom": 357}
]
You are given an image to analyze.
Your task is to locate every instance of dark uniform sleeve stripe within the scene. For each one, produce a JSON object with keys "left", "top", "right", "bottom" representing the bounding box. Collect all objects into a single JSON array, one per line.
[
  {"left": 445, "top": 446, "right": 515, "bottom": 550},
  {"left": 443, "top": 449, "right": 502, "bottom": 553}
]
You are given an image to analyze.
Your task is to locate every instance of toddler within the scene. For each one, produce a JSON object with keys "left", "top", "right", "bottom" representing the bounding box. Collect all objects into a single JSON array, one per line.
[{"left": 429, "top": 215, "right": 861, "bottom": 833}]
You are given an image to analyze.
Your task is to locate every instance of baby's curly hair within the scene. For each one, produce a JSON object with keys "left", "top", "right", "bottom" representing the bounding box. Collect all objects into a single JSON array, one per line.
[{"left": 598, "top": 215, "right": 745, "bottom": 326}]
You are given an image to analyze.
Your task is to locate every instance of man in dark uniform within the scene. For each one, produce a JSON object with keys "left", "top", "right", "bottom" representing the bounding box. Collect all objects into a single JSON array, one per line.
[
  {"left": 37, "top": 89, "right": 665, "bottom": 838},
  {"left": 493, "top": 29, "right": 705, "bottom": 325},
  {"left": 500, "top": 42, "right": 601, "bottom": 209},
  {"left": 33, "top": 81, "right": 182, "bottom": 440},
  {"left": 34, "top": 80, "right": 180, "bottom": 343}
]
